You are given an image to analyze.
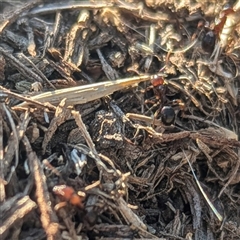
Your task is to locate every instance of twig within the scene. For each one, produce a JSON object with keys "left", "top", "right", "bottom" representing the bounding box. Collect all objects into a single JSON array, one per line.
[
  {"left": 72, "top": 109, "right": 114, "bottom": 175},
  {"left": 0, "top": 194, "right": 36, "bottom": 239},
  {"left": 23, "top": 135, "right": 60, "bottom": 240}
]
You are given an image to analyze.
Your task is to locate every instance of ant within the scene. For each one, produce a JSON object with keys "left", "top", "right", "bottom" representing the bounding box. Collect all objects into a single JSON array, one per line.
[
  {"left": 52, "top": 184, "right": 99, "bottom": 227},
  {"left": 147, "top": 74, "right": 178, "bottom": 126},
  {"left": 52, "top": 184, "right": 85, "bottom": 209},
  {"left": 202, "top": 4, "right": 238, "bottom": 53}
]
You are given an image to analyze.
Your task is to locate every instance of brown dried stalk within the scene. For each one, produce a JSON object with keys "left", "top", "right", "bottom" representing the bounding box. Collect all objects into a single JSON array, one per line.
[
  {"left": 72, "top": 109, "right": 116, "bottom": 176},
  {"left": 42, "top": 98, "right": 72, "bottom": 154},
  {"left": 22, "top": 135, "right": 60, "bottom": 240}
]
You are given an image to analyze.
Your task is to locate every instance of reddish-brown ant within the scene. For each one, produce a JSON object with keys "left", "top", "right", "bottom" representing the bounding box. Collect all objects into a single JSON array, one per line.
[
  {"left": 214, "top": 5, "right": 235, "bottom": 37},
  {"left": 202, "top": 4, "right": 238, "bottom": 53},
  {"left": 147, "top": 74, "right": 176, "bottom": 125},
  {"left": 149, "top": 74, "right": 166, "bottom": 101},
  {"left": 52, "top": 184, "right": 85, "bottom": 209},
  {"left": 150, "top": 74, "right": 165, "bottom": 87}
]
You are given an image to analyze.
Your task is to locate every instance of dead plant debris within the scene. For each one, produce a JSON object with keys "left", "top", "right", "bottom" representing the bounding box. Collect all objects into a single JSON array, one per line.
[{"left": 0, "top": 0, "right": 240, "bottom": 239}]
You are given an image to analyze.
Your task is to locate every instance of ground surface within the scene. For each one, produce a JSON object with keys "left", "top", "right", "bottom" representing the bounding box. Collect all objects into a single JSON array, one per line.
[{"left": 0, "top": 1, "right": 240, "bottom": 240}]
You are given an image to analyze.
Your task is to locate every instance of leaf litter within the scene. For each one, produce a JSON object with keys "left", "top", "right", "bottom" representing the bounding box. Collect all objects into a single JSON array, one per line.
[{"left": 0, "top": 0, "right": 240, "bottom": 239}]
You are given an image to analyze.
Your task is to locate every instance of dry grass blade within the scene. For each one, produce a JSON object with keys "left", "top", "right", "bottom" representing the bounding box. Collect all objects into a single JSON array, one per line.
[
  {"left": 28, "top": 1, "right": 114, "bottom": 15},
  {"left": 17, "top": 74, "right": 158, "bottom": 107},
  {"left": 234, "top": 0, "right": 240, "bottom": 11},
  {"left": 182, "top": 149, "right": 223, "bottom": 222},
  {"left": 22, "top": 136, "right": 60, "bottom": 240},
  {"left": 0, "top": 86, "right": 56, "bottom": 111}
]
